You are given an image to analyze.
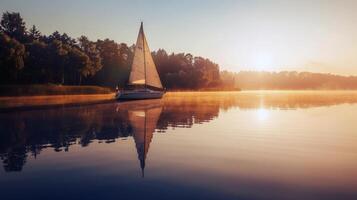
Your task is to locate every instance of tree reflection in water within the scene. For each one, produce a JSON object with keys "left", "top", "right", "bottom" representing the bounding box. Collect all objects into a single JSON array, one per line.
[{"left": 1, "top": 91, "right": 357, "bottom": 172}]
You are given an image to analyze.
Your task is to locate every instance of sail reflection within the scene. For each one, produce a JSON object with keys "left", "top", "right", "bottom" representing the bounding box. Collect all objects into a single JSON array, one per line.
[
  {"left": 1, "top": 91, "right": 357, "bottom": 172},
  {"left": 119, "top": 101, "right": 163, "bottom": 177}
]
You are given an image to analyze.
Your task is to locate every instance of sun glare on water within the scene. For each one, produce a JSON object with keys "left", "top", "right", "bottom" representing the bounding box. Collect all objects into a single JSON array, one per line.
[{"left": 257, "top": 108, "right": 269, "bottom": 121}]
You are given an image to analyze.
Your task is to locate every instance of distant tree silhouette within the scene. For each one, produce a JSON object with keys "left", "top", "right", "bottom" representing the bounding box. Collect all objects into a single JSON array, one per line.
[{"left": 225, "top": 71, "right": 357, "bottom": 90}]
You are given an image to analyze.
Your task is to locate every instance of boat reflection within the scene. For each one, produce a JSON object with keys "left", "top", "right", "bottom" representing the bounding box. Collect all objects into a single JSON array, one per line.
[
  {"left": 118, "top": 100, "right": 163, "bottom": 177},
  {"left": 1, "top": 91, "right": 357, "bottom": 173}
]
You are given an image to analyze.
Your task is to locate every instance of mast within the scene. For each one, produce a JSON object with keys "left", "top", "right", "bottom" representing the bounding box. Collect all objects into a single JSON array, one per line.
[
  {"left": 141, "top": 22, "right": 147, "bottom": 89},
  {"left": 142, "top": 109, "right": 147, "bottom": 178}
]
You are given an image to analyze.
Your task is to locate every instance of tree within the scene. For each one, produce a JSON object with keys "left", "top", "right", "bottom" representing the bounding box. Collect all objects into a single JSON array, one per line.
[
  {"left": 0, "top": 12, "right": 27, "bottom": 42},
  {"left": 47, "top": 31, "right": 76, "bottom": 46},
  {"left": 67, "top": 47, "right": 91, "bottom": 85},
  {"left": 28, "top": 25, "right": 41, "bottom": 41},
  {"left": 0, "top": 33, "right": 26, "bottom": 83},
  {"left": 78, "top": 36, "right": 102, "bottom": 79},
  {"left": 24, "top": 40, "right": 49, "bottom": 83},
  {"left": 92, "top": 39, "right": 131, "bottom": 87},
  {"left": 47, "top": 39, "right": 68, "bottom": 83}
]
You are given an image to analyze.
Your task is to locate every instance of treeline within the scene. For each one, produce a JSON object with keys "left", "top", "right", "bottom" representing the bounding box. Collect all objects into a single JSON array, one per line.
[
  {"left": 3, "top": 11, "right": 357, "bottom": 91},
  {"left": 221, "top": 71, "right": 357, "bottom": 90},
  {"left": 0, "top": 11, "right": 221, "bottom": 89}
]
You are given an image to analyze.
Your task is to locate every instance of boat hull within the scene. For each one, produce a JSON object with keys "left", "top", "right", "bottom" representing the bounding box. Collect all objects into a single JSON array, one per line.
[{"left": 116, "top": 90, "right": 164, "bottom": 100}]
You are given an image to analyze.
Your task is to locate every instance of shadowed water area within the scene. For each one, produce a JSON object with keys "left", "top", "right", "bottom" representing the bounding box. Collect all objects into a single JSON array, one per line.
[{"left": 1, "top": 91, "right": 357, "bottom": 200}]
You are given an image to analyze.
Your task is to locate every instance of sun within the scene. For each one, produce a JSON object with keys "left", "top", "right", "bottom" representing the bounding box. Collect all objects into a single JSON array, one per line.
[{"left": 252, "top": 53, "right": 274, "bottom": 71}]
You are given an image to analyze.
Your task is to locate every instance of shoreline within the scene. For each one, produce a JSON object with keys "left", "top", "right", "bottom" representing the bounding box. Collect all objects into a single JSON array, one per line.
[
  {"left": 0, "top": 85, "right": 113, "bottom": 97},
  {"left": 2, "top": 90, "right": 357, "bottom": 111},
  {"left": 0, "top": 93, "right": 116, "bottom": 111}
]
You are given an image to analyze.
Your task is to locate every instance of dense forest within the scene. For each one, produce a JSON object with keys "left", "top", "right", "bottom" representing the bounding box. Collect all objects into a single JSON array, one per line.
[{"left": 0, "top": 12, "right": 221, "bottom": 89}]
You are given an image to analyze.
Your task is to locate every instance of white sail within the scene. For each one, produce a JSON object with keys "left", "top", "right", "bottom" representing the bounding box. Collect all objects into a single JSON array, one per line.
[
  {"left": 128, "top": 23, "right": 163, "bottom": 89},
  {"left": 128, "top": 24, "right": 145, "bottom": 85}
]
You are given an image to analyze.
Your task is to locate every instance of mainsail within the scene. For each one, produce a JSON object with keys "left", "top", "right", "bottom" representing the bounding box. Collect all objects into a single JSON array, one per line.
[{"left": 128, "top": 22, "right": 163, "bottom": 89}]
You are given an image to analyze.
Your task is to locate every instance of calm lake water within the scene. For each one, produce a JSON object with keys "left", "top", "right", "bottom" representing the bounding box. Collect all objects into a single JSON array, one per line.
[{"left": 1, "top": 91, "right": 357, "bottom": 200}]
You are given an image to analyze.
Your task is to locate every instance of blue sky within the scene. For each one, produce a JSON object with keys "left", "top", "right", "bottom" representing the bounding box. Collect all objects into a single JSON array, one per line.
[{"left": 1, "top": 0, "right": 357, "bottom": 74}]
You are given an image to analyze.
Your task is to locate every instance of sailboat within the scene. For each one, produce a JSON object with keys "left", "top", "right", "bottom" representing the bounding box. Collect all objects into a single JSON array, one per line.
[{"left": 116, "top": 22, "right": 165, "bottom": 100}]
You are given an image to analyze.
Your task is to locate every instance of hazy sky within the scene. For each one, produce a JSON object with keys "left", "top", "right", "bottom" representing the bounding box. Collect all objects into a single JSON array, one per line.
[{"left": 1, "top": 0, "right": 357, "bottom": 75}]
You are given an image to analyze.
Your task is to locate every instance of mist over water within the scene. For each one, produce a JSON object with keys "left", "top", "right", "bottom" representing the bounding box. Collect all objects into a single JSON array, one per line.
[{"left": 1, "top": 91, "right": 357, "bottom": 200}]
